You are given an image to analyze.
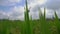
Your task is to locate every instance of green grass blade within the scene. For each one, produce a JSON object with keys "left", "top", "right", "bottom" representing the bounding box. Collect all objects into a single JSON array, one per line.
[
  {"left": 39, "top": 8, "right": 46, "bottom": 34},
  {"left": 44, "top": 8, "right": 52, "bottom": 34},
  {"left": 30, "top": 15, "right": 33, "bottom": 34},
  {"left": 54, "top": 11, "right": 60, "bottom": 34},
  {"left": 39, "top": 8, "right": 51, "bottom": 34},
  {"left": 24, "top": 0, "right": 33, "bottom": 34}
]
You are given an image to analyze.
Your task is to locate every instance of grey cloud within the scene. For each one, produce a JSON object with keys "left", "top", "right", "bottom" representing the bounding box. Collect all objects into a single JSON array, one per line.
[
  {"left": 0, "top": 12, "right": 8, "bottom": 19},
  {"left": 42, "top": 0, "right": 60, "bottom": 9},
  {"left": 31, "top": 5, "right": 40, "bottom": 12},
  {"left": 29, "top": 0, "right": 60, "bottom": 19},
  {"left": 1, "top": 0, "right": 60, "bottom": 20},
  {"left": 9, "top": 12, "right": 24, "bottom": 20},
  {"left": 0, "top": 11, "right": 24, "bottom": 20},
  {"left": 10, "top": 12, "right": 23, "bottom": 17},
  {"left": 46, "top": 10, "right": 54, "bottom": 18},
  {"left": 32, "top": 13, "right": 39, "bottom": 19}
]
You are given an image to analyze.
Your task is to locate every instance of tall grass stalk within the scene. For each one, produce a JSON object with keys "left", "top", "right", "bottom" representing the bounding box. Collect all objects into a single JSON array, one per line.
[
  {"left": 21, "top": 19, "right": 26, "bottom": 34},
  {"left": 39, "top": 8, "right": 51, "bottom": 34},
  {"left": 24, "top": 0, "right": 33, "bottom": 34},
  {"left": 30, "top": 15, "right": 33, "bottom": 34},
  {"left": 54, "top": 11, "right": 60, "bottom": 34},
  {"left": 39, "top": 8, "right": 46, "bottom": 34},
  {"left": 44, "top": 8, "right": 51, "bottom": 34}
]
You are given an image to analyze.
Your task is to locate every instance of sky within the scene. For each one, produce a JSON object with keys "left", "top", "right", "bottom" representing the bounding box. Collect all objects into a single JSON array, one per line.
[{"left": 0, "top": 0, "right": 60, "bottom": 20}]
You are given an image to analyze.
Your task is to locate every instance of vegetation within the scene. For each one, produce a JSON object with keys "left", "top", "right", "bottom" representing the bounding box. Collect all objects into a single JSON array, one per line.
[{"left": 0, "top": 0, "right": 60, "bottom": 34}]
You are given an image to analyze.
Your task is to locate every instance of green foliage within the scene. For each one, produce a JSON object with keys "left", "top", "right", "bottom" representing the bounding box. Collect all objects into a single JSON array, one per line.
[
  {"left": 0, "top": 0, "right": 60, "bottom": 34},
  {"left": 24, "top": 0, "right": 33, "bottom": 34},
  {"left": 38, "top": 8, "right": 51, "bottom": 34},
  {"left": 54, "top": 11, "right": 60, "bottom": 34}
]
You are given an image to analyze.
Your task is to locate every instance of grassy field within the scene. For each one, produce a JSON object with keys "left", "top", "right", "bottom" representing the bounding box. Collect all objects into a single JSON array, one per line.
[
  {"left": 0, "top": 19, "right": 60, "bottom": 34},
  {"left": 0, "top": 0, "right": 60, "bottom": 34}
]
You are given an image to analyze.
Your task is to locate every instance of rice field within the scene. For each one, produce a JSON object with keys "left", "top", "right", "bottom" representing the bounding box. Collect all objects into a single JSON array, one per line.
[{"left": 0, "top": 0, "right": 60, "bottom": 34}]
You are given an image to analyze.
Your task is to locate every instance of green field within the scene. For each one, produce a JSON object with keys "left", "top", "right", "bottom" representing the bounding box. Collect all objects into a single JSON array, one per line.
[
  {"left": 0, "top": 0, "right": 60, "bottom": 34},
  {"left": 0, "top": 18, "right": 60, "bottom": 34}
]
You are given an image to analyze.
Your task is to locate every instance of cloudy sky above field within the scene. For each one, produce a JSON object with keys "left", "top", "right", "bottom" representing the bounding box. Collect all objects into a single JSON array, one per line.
[{"left": 0, "top": 0, "right": 60, "bottom": 20}]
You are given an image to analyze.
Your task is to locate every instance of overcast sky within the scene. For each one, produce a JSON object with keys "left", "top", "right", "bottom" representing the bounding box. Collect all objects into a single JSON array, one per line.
[{"left": 0, "top": 0, "right": 60, "bottom": 20}]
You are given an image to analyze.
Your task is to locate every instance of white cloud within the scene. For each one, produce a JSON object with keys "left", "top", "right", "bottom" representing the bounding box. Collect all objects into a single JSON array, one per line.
[
  {"left": 8, "top": 6, "right": 24, "bottom": 20},
  {"left": 0, "top": 6, "right": 24, "bottom": 20},
  {"left": 0, "top": 0, "right": 60, "bottom": 20},
  {"left": 45, "top": 9, "right": 54, "bottom": 18},
  {"left": 0, "top": 11, "right": 8, "bottom": 19},
  {"left": 28, "top": 0, "right": 60, "bottom": 19},
  {"left": 28, "top": 0, "right": 60, "bottom": 10},
  {"left": 28, "top": 0, "right": 47, "bottom": 5},
  {"left": 0, "top": 0, "right": 21, "bottom": 6}
]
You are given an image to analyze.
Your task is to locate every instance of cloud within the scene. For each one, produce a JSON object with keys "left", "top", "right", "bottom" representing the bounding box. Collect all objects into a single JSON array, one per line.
[
  {"left": 28, "top": 0, "right": 60, "bottom": 19},
  {"left": 0, "top": 11, "right": 8, "bottom": 19},
  {"left": 55, "top": 9, "right": 60, "bottom": 18},
  {"left": 8, "top": 6, "right": 24, "bottom": 20},
  {"left": 28, "top": 0, "right": 60, "bottom": 10},
  {"left": 42, "top": 0, "right": 60, "bottom": 9},
  {"left": 0, "top": 6, "right": 24, "bottom": 20},
  {"left": 0, "top": 0, "right": 21, "bottom": 6},
  {"left": 28, "top": 0, "right": 47, "bottom": 5},
  {"left": 0, "top": 0, "right": 60, "bottom": 20},
  {"left": 29, "top": 10, "right": 39, "bottom": 19},
  {"left": 46, "top": 9, "right": 54, "bottom": 18}
]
